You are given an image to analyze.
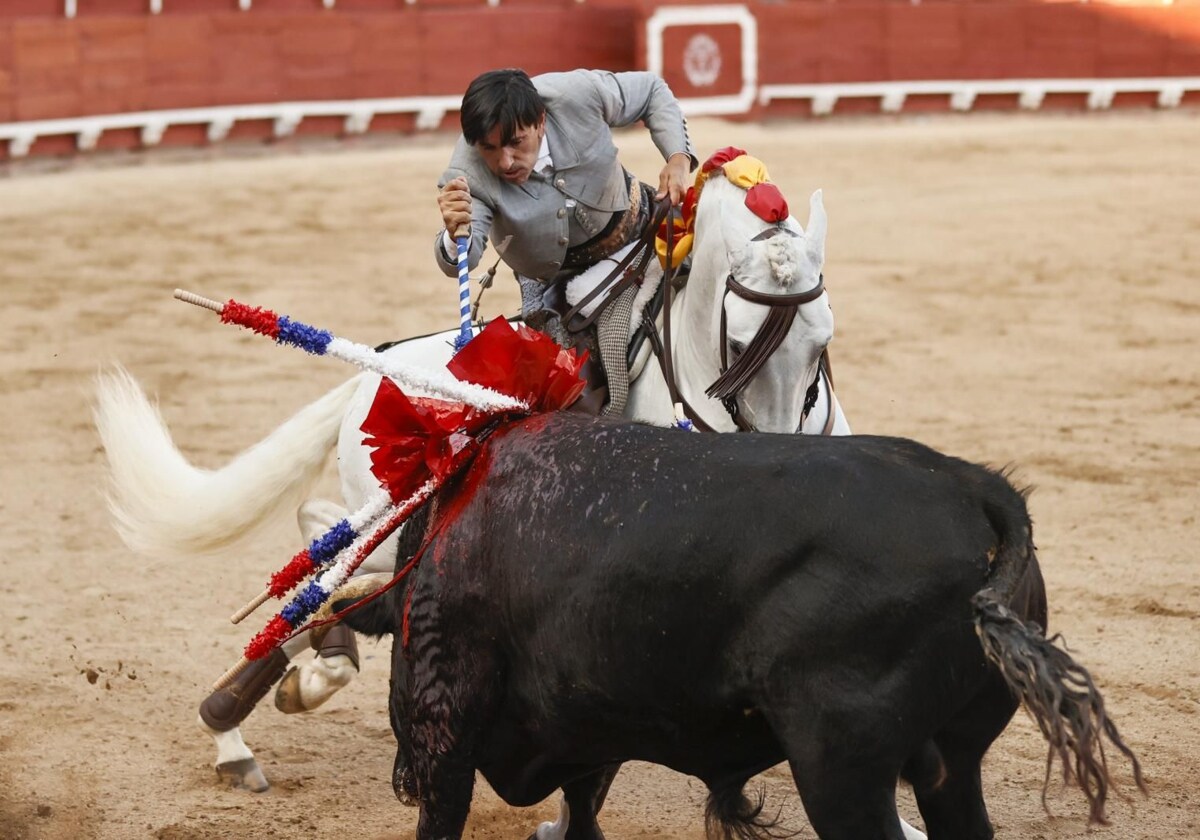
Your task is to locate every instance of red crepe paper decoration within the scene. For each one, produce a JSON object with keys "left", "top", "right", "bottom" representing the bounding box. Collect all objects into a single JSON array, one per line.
[
  {"left": 361, "top": 317, "right": 587, "bottom": 503},
  {"left": 269, "top": 549, "right": 317, "bottom": 597},
  {"left": 447, "top": 317, "right": 587, "bottom": 413},
  {"left": 745, "top": 183, "right": 789, "bottom": 223},
  {"left": 361, "top": 381, "right": 480, "bottom": 503},
  {"left": 221, "top": 300, "right": 281, "bottom": 339},
  {"left": 246, "top": 616, "right": 293, "bottom": 661},
  {"left": 702, "top": 146, "right": 749, "bottom": 173}
]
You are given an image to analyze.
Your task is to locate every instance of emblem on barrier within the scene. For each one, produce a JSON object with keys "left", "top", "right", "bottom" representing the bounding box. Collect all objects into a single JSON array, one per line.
[{"left": 683, "top": 34, "right": 722, "bottom": 88}]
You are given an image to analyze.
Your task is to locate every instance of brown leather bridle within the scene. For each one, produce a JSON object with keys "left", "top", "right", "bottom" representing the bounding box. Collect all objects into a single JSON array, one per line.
[
  {"left": 702, "top": 225, "right": 831, "bottom": 432},
  {"left": 645, "top": 206, "right": 837, "bottom": 434}
]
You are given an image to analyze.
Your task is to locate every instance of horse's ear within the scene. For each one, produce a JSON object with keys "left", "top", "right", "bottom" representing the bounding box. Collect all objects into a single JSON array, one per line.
[{"left": 805, "top": 190, "right": 827, "bottom": 269}]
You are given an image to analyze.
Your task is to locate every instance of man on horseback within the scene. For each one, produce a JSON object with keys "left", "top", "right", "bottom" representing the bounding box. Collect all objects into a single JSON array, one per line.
[
  {"left": 173, "top": 80, "right": 849, "bottom": 802},
  {"left": 190, "top": 67, "right": 696, "bottom": 790},
  {"left": 435, "top": 68, "right": 696, "bottom": 413}
]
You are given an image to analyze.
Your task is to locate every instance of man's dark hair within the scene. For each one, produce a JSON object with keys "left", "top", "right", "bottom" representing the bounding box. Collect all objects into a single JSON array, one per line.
[{"left": 460, "top": 69, "right": 545, "bottom": 146}]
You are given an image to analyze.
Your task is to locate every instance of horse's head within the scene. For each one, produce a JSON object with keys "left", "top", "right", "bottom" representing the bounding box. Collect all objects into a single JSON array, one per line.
[{"left": 695, "top": 180, "right": 832, "bottom": 433}]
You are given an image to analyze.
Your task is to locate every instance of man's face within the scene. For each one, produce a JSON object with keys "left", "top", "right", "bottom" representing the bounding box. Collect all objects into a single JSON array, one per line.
[{"left": 476, "top": 116, "right": 545, "bottom": 185}]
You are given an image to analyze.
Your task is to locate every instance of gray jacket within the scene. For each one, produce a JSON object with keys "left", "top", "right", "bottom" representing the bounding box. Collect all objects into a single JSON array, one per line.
[{"left": 435, "top": 69, "right": 696, "bottom": 283}]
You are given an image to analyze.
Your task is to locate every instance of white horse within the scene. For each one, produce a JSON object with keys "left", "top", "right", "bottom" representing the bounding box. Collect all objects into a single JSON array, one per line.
[
  {"left": 325, "top": 178, "right": 850, "bottom": 580},
  {"left": 97, "top": 170, "right": 922, "bottom": 837},
  {"left": 98, "top": 173, "right": 845, "bottom": 575}
]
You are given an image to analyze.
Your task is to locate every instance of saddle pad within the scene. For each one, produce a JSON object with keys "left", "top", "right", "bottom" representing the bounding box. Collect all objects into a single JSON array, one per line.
[{"left": 565, "top": 246, "right": 663, "bottom": 342}]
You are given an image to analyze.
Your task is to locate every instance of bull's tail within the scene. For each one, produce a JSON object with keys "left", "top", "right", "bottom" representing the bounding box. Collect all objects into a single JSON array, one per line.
[
  {"left": 973, "top": 496, "right": 1146, "bottom": 824},
  {"left": 704, "top": 782, "right": 791, "bottom": 840},
  {"left": 94, "top": 366, "right": 363, "bottom": 555}
]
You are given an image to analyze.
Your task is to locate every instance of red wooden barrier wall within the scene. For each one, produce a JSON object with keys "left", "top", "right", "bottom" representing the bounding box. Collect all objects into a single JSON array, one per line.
[
  {"left": 0, "top": 7, "right": 637, "bottom": 125},
  {"left": 648, "top": 2, "right": 1200, "bottom": 116},
  {"left": 0, "top": 1, "right": 1198, "bottom": 160}
]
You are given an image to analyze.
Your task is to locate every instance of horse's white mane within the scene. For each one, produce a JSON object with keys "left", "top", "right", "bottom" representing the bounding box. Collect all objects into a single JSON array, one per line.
[
  {"left": 702, "top": 171, "right": 818, "bottom": 291},
  {"left": 766, "top": 236, "right": 802, "bottom": 289},
  {"left": 728, "top": 230, "right": 807, "bottom": 290}
]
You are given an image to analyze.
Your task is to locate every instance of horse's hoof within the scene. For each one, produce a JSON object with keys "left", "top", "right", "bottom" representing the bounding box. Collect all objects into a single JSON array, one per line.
[
  {"left": 216, "top": 757, "right": 269, "bottom": 793},
  {"left": 273, "top": 666, "right": 307, "bottom": 714}
]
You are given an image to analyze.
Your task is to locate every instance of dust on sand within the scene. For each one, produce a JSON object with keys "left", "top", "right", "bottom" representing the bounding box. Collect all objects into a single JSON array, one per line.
[{"left": 0, "top": 111, "right": 1196, "bottom": 839}]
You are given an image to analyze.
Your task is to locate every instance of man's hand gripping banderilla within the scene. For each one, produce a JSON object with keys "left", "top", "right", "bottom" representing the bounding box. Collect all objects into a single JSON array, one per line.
[{"left": 439, "top": 176, "right": 472, "bottom": 239}]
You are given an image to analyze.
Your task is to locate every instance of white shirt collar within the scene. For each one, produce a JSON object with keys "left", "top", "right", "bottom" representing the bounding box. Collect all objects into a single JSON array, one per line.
[{"left": 534, "top": 132, "right": 553, "bottom": 175}]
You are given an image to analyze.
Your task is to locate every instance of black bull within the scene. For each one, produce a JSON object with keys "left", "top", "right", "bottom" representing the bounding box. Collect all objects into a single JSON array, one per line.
[{"left": 343, "top": 412, "right": 1142, "bottom": 840}]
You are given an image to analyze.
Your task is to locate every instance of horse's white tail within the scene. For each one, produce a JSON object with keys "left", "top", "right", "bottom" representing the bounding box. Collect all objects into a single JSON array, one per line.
[{"left": 94, "top": 366, "right": 363, "bottom": 555}]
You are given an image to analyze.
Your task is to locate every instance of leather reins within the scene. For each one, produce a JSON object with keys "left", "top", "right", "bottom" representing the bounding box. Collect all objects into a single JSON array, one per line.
[
  {"left": 708, "top": 272, "right": 825, "bottom": 400},
  {"left": 560, "top": 199, "right": 673, "bottom": 334},
  {"left": 559, "top": 200, "right": 836, "bottom": 435}
]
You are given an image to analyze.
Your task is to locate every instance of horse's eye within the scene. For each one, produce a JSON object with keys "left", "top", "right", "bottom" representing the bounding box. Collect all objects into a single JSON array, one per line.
[{"left": 729, "top": 340, "right": 746, "bottom": 357}]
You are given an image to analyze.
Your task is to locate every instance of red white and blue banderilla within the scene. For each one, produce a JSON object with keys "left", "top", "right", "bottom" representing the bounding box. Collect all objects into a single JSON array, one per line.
[
  {"left": 172, "top": 289, "right": 522, "bottom": 689},
  {"left": 227, "top": 489, "right": 393, "bottom": 625},
  {"left": 172, "top": 290, "right": 522, "bottom": 413},
  {"left": 214, "top": 479, "right": 437, "bottom": 690}
]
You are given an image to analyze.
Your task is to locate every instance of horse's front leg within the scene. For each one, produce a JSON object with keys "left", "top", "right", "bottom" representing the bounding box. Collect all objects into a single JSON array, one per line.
[
  {"left": 273, "top": 624, "right": 360, "bottom": 713},
  {"left": 198, "top": 723, "right": 269, "bottom": 792},
  {"left": 531, "top": 764, "right": 620, "bottom": 840},
  {"left": 196, "top": 628, "right": 310, "bottom": 791},
  {"left": 271, "top": 499, "right": 370, "bottom": 714}
]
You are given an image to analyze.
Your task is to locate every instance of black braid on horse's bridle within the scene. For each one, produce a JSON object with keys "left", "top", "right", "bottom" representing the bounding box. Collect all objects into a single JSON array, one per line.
[
  {"left": 702, "top": 223, "right": 828, "bottom": 431},
  {"left": 705, "top": 272, "right": 825, "bottom": 403},
  {"left": 641, "top": 216, "right": 835, "bottom": 433}
]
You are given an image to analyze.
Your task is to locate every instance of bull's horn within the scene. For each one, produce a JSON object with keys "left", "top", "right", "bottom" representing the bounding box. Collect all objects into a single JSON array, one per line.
[{"left": 308, "top": 572, "right": 393, "bottom": 646}]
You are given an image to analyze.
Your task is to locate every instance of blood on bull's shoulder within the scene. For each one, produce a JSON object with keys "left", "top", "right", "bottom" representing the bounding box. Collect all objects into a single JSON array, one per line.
[{"left": 341, "top": 412, "right": 1143, "bottom": 840}]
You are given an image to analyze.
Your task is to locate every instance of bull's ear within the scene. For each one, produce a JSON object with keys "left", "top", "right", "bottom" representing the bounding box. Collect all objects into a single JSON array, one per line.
[{"left": 805, "top": 189, "right": 827, "bottom": 269}]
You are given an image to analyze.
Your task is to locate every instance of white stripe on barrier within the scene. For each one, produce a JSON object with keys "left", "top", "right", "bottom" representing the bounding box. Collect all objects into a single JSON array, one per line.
[
  {"left": 757, "top": 78, "right": 1200, "bottom": 117},
  {"left": 1, "top": 80, "right": 1197, "bottom": 159},
  {"left": 646, "top": 5, "right": 758, "bottom": 117},
  {"left": 0, "top": 96, "right": 462, "bottom": 159}
]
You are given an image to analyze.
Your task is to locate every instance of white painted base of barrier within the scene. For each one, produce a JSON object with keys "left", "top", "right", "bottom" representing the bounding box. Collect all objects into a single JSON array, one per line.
[
  {"left": 1, "top": 79, "right": 1196, "bottom": 159},
  {"left": 0, "top": 96, "right": 462, "bottom": 159},
  {"left": 757, "top": 78, "right": 1200, "bottom": 116}
]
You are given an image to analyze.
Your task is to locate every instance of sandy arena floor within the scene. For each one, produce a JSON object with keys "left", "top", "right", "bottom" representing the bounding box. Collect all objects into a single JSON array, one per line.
[{"left": 0, "top": 110, "right": 1196, "bottom": 839}]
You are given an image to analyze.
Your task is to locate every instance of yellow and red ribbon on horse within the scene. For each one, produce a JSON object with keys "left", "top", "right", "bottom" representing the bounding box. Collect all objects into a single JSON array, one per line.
[{"left": 655, "top": 146, "right": 791, "bottom": 269}]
